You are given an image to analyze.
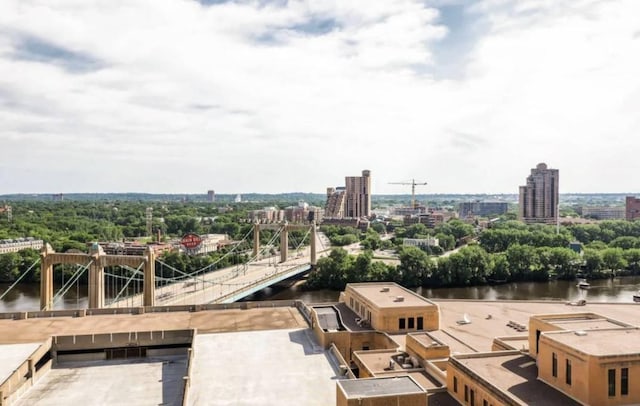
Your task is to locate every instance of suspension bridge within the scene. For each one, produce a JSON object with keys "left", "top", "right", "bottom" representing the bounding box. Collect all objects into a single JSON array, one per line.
[{"left": 0, "top": 222, "right": 330, "bottom": 311}]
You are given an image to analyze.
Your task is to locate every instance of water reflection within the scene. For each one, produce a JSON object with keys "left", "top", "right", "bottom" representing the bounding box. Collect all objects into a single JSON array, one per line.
[{"left": 3, "top": 275, "right": 640, "bottom": 312}]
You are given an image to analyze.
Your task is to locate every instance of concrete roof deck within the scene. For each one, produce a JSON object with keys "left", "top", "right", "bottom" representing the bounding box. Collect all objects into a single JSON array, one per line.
[
  {"left": 338, "top": 376, "right": 425, "bottom": 398},
  {"left": 14, "top": 355, "right": 188, "bottom": 406},
  {"left": 0, "top": 342, "right": 42, "bottom": 383},
  {"left": 348, "top": 283, "right": 436, "bottom": 309},
  {"left": 0, "top": 306, "right": 307, "bottom": 344},
  {"left": 188, "top": 328, "right": 342, "bottom": 406},
  {"left": 544, "top": 328, "right": 640, "bottom": 356},
  {"left": 454, "top": 352, "right": 580, "bottom": 406}
]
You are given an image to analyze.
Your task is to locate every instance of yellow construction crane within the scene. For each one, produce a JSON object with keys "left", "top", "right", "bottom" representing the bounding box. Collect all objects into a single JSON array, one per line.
[{"left": 389, "top": 179, "right": 428, "bottom": 209}]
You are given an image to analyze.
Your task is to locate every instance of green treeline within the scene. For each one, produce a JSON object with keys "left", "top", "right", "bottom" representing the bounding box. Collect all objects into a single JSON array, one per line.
[
  {"left": 306, "top": 220, "right": 640, "bottom": 290},
  {"left": 0, "top": 200, "right": 313, "bottom": 283}
]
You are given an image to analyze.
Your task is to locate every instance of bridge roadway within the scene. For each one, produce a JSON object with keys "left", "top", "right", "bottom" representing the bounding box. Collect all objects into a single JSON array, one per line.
[{"left": 109, "top": 233, "right": 332, "bottom": 307}]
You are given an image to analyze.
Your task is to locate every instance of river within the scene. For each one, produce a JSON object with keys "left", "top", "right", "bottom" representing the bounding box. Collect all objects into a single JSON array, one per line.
[{"left": 4, "top": 276, "right": 640, "bottom": 312}]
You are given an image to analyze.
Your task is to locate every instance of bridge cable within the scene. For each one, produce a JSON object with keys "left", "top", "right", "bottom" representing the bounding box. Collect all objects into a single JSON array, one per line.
[
  {"left": 52, "top": 261, "right": 92, "bottom": 306},
  {"left": 0, "top": 258, "right": 41, "bottom": 301}
]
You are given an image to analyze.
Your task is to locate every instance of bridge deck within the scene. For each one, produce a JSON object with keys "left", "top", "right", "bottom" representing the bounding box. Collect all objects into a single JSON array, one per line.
[{"left": 109, "top": 235, "right": 330, "bottom": 308}]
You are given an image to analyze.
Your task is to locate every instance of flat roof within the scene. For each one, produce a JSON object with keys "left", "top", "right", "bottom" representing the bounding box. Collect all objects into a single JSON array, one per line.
[
  {"left": 354, "top": 350, "right": 417, "bottom": 374},
  {"left": 537, "top": 313, "right": 630, "bottom": 330},
  {"left": 13, "top": 355, "right": 187, "bottom": 406},
  {"left": 427, "top": 330, "right": 477, "bottom": 354},
  {"left": 0, "top": 342, "right": 41, "bottom": 383},
  {"left": 551, "top": 318, "right": 624, "bottom": 330},
  {"left": 544, "top": 328, "right": 640, "bottom": 356},
  {"left": 454, "top": 353, "right": 580, "bottom": 405},
  {"left": 188, "top": 328, "right": 342, "bottom": 406},
  {"left": 338, "top": 376, "right": 425, "bottom": 398},
  {"left": 347, "top": 283, "right": 436, "bottom": 308}
]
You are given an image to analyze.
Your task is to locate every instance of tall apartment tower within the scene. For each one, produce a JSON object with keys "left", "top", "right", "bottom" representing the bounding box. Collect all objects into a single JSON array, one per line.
[
  {"left": 625, "top": 196, "right": 640, "bottom": 221},
  {"left": 519, "top": 163, "right": 559, "bottom": 224},
  {"left": 207, "top": 190, "right": 216, "bottom": 202},
  {"left": 344, "top": 170, "right": 371, "bottom": 218}
]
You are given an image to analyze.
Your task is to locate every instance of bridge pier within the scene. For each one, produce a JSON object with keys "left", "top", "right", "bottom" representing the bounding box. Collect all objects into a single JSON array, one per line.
[
  {"left": 88, "top": 243, "right": 105, "bottom": 309},
  {"left": 39, "top": 244, "right": 55, "bottom": 311},
  {"left": 310, "top": 222, "right": 317, "bottom": 266},
  {"left": 280, "top": 228, "right": 288, "bottom": 263},
  {"left": 143, "top": 247, "right": 155, "bottom": 307},
  {"left": 253, "top": 223, "right": 260, "bottom": 260}
]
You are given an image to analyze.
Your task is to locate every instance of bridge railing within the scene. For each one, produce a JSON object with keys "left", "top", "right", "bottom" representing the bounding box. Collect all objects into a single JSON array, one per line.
[{"left": 212, "top": 263, "right": 311, "bottom": 304}]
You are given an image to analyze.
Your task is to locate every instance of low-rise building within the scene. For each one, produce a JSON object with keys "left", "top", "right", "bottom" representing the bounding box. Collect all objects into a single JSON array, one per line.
[
  {"left": 0, "top": 238, "right": 44, "bottom": 254},
  {"left": 581, "top": 206, "right": 625, "bottom": 220},
  {"left": 458, "top": 201, "right": 509, "bottom": 218},
  {"left": 403, "top": 237, "right": 439, "bottom": 249}
]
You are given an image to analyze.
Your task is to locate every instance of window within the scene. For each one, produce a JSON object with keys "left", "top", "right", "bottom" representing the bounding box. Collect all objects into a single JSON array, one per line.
[
  {"left": 536, "top": 329, "right": 541, "bottom": 354},
  {"left": 608, "top": 369, "right": 616, "bottom": 397},
  {"left": 453, "top": 376, "right": 458, "bottom": 393},
  {"left": 399, "top": 318, "right": 406, "bottom": 329},
  {"left": 483, "top": 401, "right": 488, "bottom": 406},
  {"left": 464, "top": 385, "right": 469, "bottom": 402},
  {"left": 350, "top": 298, "right": 354, "bottom": 308},
  {"left": 622, "top": 368, "right": 629, "bottom": 396},
  {"left": 470, "top": 389, "right": 475, "bottom": 406},
  {"left": 566, "top": 359, "right": 572, "bottom": 385},
  {"left": 408, "top": 317, "right": 415, "bottom": 329},
  {"left": 552, "top": 352, "right": 557, "bottom": 377},
  {"left": 417, "top": 316, "right": 424, "bottom": 330}
]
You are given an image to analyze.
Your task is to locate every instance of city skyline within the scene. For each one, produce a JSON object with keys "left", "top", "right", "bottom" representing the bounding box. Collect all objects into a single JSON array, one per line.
[{"left": 1, "top": 1, "right": 640, "bottom": 195}]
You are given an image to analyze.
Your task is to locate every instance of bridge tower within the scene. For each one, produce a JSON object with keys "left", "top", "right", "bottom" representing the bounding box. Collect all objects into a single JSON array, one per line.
[
  {"left": 252, "top": 222, "right": 317, "bottom": 266},
  {"left": 39, "top": 243, "right": 156, "bottom": 310}
]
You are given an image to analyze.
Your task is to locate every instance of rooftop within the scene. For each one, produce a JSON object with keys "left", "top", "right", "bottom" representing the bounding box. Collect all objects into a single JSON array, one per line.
[
  {"left": 453, "top": 352, "right": 580, "bottom": 406},
  {"left": 347, "top": 283, "right": 437, "bottom": 309},
  {"left": 537, "top": 313, "right": 631, "bottom": 330},
  {"left": 189, "top": 328, "right": 342, "bottom": 406},
  {"left": 14, "top": 356, "right": 187, "bottom": 406},
  {"left": 0, "top": 342, "right": 41, "bottom": 383},
  {"left": 543, "top": 328, "right": 640, "bottom": 357},
  {"left": 338, "top": 376, "right": 425, "bottom": 399}
]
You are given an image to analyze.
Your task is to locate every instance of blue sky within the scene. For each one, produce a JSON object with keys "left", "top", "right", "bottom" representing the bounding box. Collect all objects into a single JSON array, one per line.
[{"left": 1, "top": 0, "right": 639, "bottom": 194}]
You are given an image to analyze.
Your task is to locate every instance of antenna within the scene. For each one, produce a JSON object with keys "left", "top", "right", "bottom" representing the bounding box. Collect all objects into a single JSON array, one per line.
[{"left": 388, "top": 179, "right": 428, "bottom": 209}]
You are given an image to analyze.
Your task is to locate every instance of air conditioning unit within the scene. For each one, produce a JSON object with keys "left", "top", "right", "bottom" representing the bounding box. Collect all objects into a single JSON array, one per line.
[
  {"left": 380, "top": 287, "right": 390, "bottom": 292},
  {"left": 394, "top": 296, "right": 405, "bottom": 302}
]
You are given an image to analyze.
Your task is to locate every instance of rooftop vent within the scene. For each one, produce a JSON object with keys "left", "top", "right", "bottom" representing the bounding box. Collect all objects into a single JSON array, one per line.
[
  {"left": 380, "top": 287, "right": 390, "bottom": 292},
  {"left": 394, "top": 296, "right": 405, "bottom": 302},
  {"left": 575, "top": 331, "right": 587, "bottom": 336}
]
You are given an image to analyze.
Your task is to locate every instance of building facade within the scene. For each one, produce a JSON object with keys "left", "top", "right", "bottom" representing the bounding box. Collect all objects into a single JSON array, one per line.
[
  {"left": 458, "top": 201, "right": 509, "bottom": 218},
  {"left": 582, "top": 205, "right": 625, "bottom": 220},
  {"left": 325, "top": 170, "right": 371, "bottom": 219},
  {"left": 625, "top": 196, "right": 640, "bottom": 221},
  {"left": 207, "top": 190, "right": 215, "bottom": 202},
  {"left": 519, "top": 163, "right": 559, "bottom": 224}
]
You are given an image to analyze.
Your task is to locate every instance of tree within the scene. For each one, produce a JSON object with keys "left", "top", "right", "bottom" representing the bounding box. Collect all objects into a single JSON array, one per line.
[
  {"left": 397, "top": 246, "right": 432, "bottom": 287},
  {"left": 505, "top": 244, "right": 539, "bottom": 281},
  {"left": 488, "top": 253, "right": 510, "bottom": 282},
  {"left": 582, "top": 249, "right": 603, "bottom": 277},
  {"left": 602, "top": 248, "right": 627, "bottom": 276}
]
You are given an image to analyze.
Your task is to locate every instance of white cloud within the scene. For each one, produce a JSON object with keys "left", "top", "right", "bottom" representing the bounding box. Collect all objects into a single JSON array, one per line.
[{"left": 0, "top": 0, "right": 639, "bottom": 195}]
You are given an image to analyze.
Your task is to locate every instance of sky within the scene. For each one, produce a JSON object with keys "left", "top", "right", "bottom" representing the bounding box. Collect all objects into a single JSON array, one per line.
[{"left": 1, "top": 0, "right": 639, "bottom": 195}]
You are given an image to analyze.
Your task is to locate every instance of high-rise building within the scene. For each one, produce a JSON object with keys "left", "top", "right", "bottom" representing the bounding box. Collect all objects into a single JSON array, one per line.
[
  {"left": 625, "top": 196, "right": 640, "bottom": 221},
  {"left": 519, "top": 163, "right": 559, "bottom": 224},
  {"left": 345, "top": 170, "right": 371, "bottom": 218},
  {"left": 207, "top": 190, "right": 216, "bottom": 202},
  {"left": 325, "top": 170, "right": 371, "bottom": 219}
]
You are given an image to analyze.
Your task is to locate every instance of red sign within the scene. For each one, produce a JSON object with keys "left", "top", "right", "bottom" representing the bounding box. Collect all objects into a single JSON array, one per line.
[{"left": 181, "top": 234, "right": 202, "bottom": 249}]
